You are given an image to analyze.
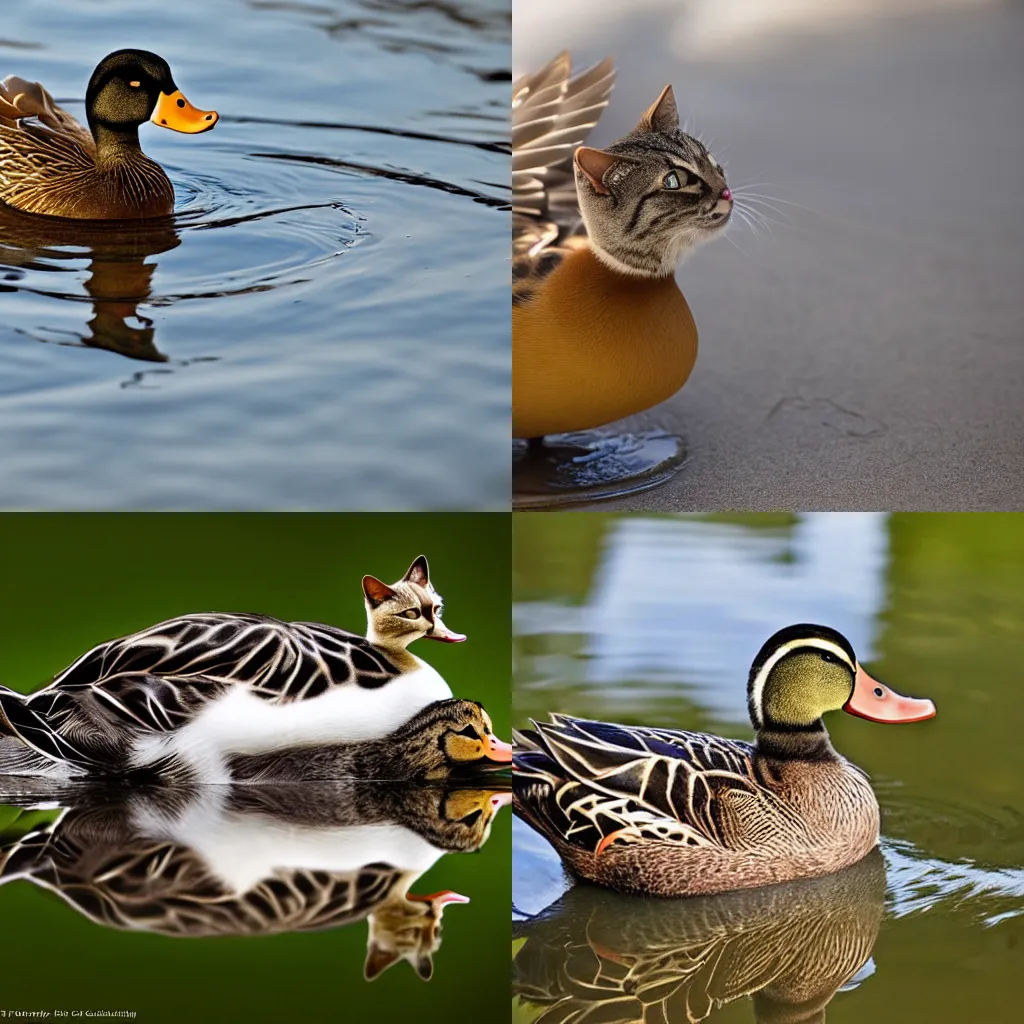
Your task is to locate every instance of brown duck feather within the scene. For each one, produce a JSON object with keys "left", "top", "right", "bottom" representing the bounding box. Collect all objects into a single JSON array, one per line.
[
  {"left": 0, "top": 75, "right": 173, "bottom": 219},
  {"left": 514, "top": 713, "right": 879, "bottom": 897}
]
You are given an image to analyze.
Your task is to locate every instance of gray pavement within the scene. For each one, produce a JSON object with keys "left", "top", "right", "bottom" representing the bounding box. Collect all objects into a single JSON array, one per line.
[{"left": 514, "top": 3, "right": 1024, "bottom": 510}]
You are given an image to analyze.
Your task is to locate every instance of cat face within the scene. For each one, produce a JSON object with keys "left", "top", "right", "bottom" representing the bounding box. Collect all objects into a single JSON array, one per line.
[
  {"left": 362, "top": 555, "right": 465, "bottom": 648},
  {"left": 364, "top": 890, "right": 469, "bottom": 981},
  {"left": 574, "top": 85, "right": 732, "bottom": 278}
]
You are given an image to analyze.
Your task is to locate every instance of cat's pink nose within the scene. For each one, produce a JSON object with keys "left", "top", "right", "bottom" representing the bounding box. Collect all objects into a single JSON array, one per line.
[{"left": 721, "top": 188, "right": 732, "bottom": 201}]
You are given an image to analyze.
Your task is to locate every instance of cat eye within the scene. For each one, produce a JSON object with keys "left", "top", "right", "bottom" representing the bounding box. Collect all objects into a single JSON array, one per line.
[
  {"left": 400, "top": 609, "right": 421, "bottom": 619},
  {"left": 663, "top": 171, "right": 681, "bottom": 190},
  {"left": 129, "top": 81, "right": 141, "bottom": 88}
]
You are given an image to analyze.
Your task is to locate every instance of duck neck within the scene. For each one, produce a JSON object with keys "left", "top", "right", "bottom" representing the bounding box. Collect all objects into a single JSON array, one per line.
[
  {"left": 754, "top": 721, "right": 839, "bottom": 763},
  {"left": 365, "top": 628, "right": 423, "bottom": 674},
  {"left": 90, "top": 122, "right": 145, "bottom": 169}
]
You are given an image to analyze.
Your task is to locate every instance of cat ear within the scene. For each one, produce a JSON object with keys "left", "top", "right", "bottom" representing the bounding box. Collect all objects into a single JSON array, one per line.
[
  {"left": 362, "top": 575, "right": 397, "bottom": 607},
  {"left": 403, "top": 555, "right": 430, "bottom": 587},
  {"left": 574, "top": 147, "right": 618, "bottom": 195},
  {"left": 364, "top": 942, "right": 400, "bottom": 981},
  {"left": 638, "top": 84, "right": 679, "bottom": 134}
]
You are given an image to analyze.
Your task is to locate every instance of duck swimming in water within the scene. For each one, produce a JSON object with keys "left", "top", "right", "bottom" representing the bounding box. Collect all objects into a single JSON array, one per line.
[
  {"left": 514, "top": 624, "right": 935, "bottom": 896},
  {"left": 0, "top": 48, "right": 217, "bottom": 219}
]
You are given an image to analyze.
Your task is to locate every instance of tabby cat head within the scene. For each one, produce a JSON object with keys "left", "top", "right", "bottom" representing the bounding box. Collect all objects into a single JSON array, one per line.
[
  {"left": 362, "top": 555, "right": 465, "bottom": 651},
  {"left": 574, "top": 84, "right": 731, "bottom": 278},
  {"left": 364, "top": 890, "right": 469, "bottom": 981}
]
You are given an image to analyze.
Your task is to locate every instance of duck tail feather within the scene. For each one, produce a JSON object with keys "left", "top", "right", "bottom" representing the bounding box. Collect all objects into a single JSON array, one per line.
[{"left": 0, "top": 687, "right": 95, "bottom": 771}]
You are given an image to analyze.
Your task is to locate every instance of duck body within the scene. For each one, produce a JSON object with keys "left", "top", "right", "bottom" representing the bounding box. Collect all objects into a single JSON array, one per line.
[
  {"left": 512, "top": 248, "right": 698, "bottom": 438},
  {"left": 0, "top": 50, "right": 217, "bottom": 220},
  {"left": 516, "top": 716, "right": 878, "bottom": 897},
  {"left": 0, "top": 613, "right": 445, "bottom": 783},
  {"left": 514, "top": 624, "right": 936, "bottom": 897},
  {"left": 0, "top": 557, "right": 466, "bottom": 783}
]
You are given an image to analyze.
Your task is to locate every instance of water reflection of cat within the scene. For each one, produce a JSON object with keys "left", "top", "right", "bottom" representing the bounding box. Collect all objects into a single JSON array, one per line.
[
  {"left": 0, "top": 781, "right": 509, "bottom": 981},
  {"left": 0, "top": 203, "right": 179, "bottom": 362},
  {"left": 513, "top": 848, "right": 885, "bottom": 1024}
]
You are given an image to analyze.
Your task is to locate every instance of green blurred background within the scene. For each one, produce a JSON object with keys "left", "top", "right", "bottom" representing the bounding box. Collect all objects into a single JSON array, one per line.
[
  {"left": 0, "top": 512, "right": 510, "bottom": 1023},
  {"left": 513, "top": 512, "right": 1024, "bottom": 1024}
]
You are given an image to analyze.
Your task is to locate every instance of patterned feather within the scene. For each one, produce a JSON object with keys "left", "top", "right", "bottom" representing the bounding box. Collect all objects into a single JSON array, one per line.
[{"left": 512, "top": 53, "right": 615, "bottom": 304}]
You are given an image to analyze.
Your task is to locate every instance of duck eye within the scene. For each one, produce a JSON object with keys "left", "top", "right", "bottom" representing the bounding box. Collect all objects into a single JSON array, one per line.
[
  {"left": 819, "top": 651, "right": 838, "bottom": 664},
  {"left": 873, "top": 687, "right": 885, "bottom": 698},
  {"left": 456, "top": 725, "right": 480, "bottom": 740},
  {"left": 400, "top": 609, "right": 420, "bottom": 619},
  {"left": 663, "top": 171, "right": 681, "bottom": 190}
]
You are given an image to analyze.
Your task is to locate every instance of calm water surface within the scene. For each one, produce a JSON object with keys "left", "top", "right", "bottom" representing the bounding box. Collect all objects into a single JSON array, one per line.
[
  {"left": 513, "top": 513, "right": 1024, "bottom": 1022},
  {"left": 0, "top": 0, "right": 509, "bottom": 508}
]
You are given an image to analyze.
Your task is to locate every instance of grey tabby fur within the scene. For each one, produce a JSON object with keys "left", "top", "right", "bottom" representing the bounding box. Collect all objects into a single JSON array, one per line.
[{"left": 575, "top": 85, "right": 732, "bottom": 278}]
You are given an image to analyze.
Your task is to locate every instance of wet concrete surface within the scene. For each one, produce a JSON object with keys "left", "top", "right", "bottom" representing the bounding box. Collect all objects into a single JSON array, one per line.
[{"left": 514, "top": 2, "right": 1024, "bottom": 510}]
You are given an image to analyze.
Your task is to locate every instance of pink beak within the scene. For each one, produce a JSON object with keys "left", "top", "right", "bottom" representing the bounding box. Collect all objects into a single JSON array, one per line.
[
  {"left": 843, "top": 664, "right": 936, "bottom": 724},
  {"left": 426, "top": 618, "right": 466, "bottom": 643},
  {"left": 409, "top": 890, "right": 471, "bottom": 907}
]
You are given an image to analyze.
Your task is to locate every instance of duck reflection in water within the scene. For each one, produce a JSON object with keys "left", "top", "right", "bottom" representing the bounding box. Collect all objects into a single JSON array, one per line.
[
  {"left": 513, "top": 848, "right": 885, "bottom": 1024},
  {"left": 0, "top": 203, "right": 180, "bottom": 363},
  {"left": 0, "top": 779, "right": 510, "bottom": 981}
]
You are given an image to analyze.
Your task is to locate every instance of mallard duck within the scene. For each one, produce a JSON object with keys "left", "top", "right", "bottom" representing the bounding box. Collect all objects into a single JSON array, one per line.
[
  {"left": 0, "top": 49, "right": 217, "bottom": 220},
  {"left": 230, "top": 698, "right": 512, "bottom": 782},
  {"left": 514, "top": 848, "right": 885, "bottom": 1024},
  {"left": 513, "top": 53, "right": 729, "bottom": 440},
  {"left": 0, "top": 555, "right": 466, "bottom": 781},
  {"left": 0, "top": 779, "right": 510, "bottom": 979},
  {"left": 514, "top": 624, "right": 935, "bottom": 896}
]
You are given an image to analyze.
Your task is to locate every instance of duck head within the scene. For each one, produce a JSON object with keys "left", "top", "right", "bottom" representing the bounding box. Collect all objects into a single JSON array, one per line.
[
  {"left": 390, "top": 699, "right": 512, "bottom": 780},
  {"left": 362, "top": 555, "right": 466, "bottom": 650},
  {"left": 85, "top": 49, "right": 218, "bottom": 142},
  {"left": 748, "top": 624, "right": 936, "bottom": 732}
]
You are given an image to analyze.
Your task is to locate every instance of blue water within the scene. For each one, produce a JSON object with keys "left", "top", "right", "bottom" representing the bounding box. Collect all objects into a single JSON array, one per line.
[{"left": 0, "top": 0, "right": 510, "bottom": 508}]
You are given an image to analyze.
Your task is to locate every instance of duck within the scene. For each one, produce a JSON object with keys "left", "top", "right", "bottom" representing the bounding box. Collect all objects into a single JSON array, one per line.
[
  {"left": 229, "top": 698, "right": 512, "bottom": 782},
  {"left": 513, "top": 53, "right": 728, "bottom": 441},
  {"left": 0, "top": 778, "right": 511, "bottom": 979},
  {"left": 0, "top": 555, "right": 467, "bottom": 782},
  {"left": 513, "top": 847, "right": 885, "bottom": 1024},
  {"left": 0, "top": 49, "right": 218, "bottom": 220},
  {"left": 513, "top": 624, "right": 935, "bottom": 897}
]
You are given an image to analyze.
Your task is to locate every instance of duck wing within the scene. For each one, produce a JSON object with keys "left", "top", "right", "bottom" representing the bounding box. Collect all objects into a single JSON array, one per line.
[
  {"left": 515, "top": 714, "right": 800, "bottom": 855},
  {"left": 48, "top": 613, "right": 399, "bottom": 703},
  {"left": 0, "top": 76, "right": 97, "bottom": 210},
  {"left": 512, "top": 52, "right": 615, "bottom": 304},
  {"left": 0, "top": 76, "right": 94, "bottom": 149}
]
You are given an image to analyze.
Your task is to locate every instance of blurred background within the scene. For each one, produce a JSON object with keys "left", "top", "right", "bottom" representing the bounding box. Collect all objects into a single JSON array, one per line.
[
  {"left": 514, "top": 0, "right": 1024, "bottom": 511},
  {"left": 1, "top": 0, "right": 510, "bottom": 509},
  {"left": 0, "top": 513, "right": 510, "bottom": 1022},
  {"left": 514, "top": 512, "right": 1023, "bottom": 1022}
]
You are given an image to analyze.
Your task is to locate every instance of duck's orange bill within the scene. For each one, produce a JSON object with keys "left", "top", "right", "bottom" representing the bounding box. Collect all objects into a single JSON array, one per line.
[
  {"left": 843, "top": 664, "right": 936, "bottom": 724},
  {"left": 484, "top": 734, "right": 513, "bottom": 763},
  {"left": 151, "top": 90, "right": 218, "bottom": 134},
  {"left": 426, "top": 618, "right": 466, "bottom": 643}
]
